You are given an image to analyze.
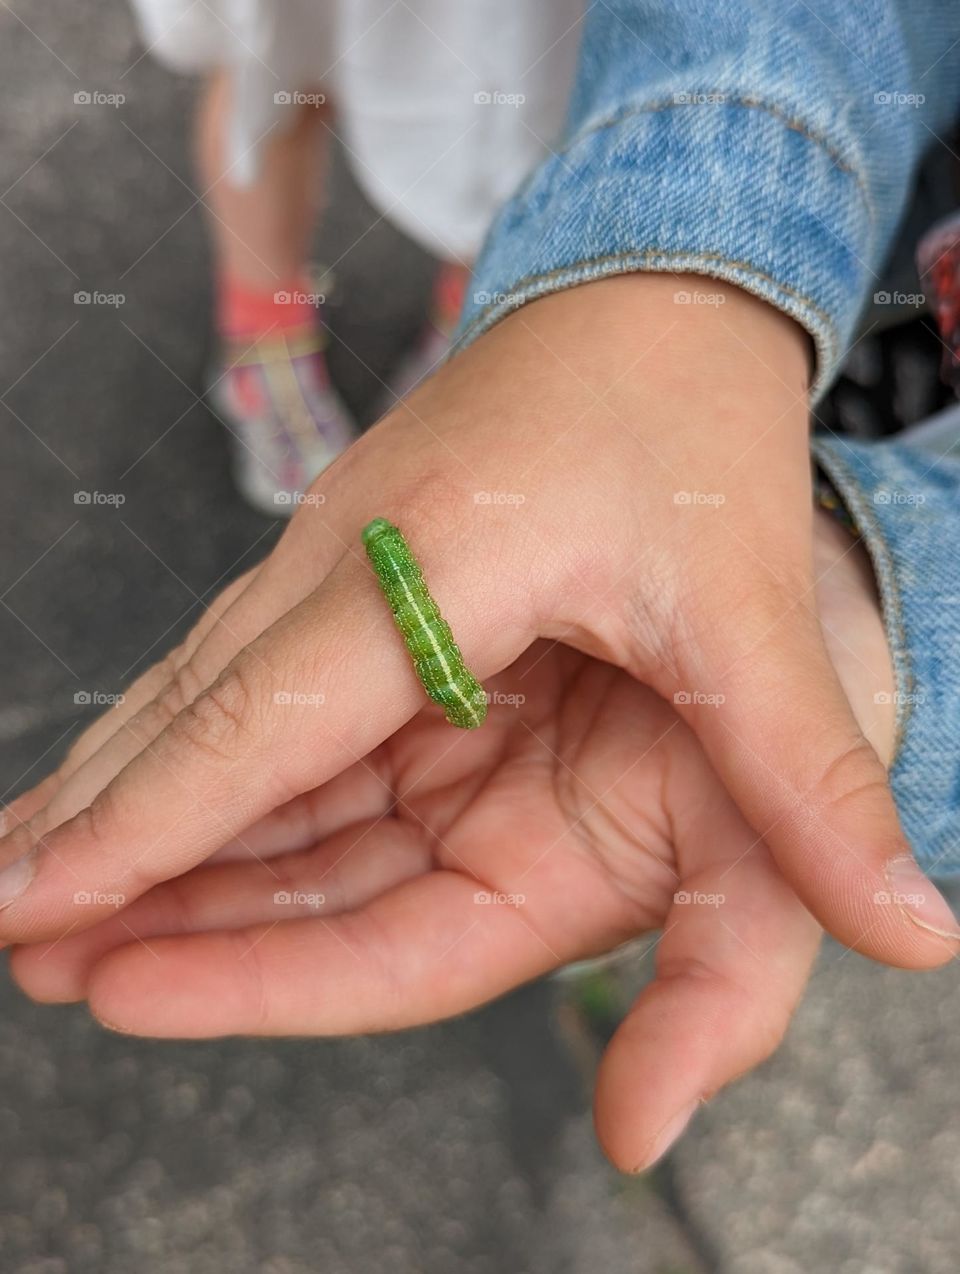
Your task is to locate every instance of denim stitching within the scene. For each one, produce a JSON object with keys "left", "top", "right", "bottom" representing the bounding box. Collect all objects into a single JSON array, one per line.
[{"left": 564, "top": 95, "right": 864, "bottom": 188}]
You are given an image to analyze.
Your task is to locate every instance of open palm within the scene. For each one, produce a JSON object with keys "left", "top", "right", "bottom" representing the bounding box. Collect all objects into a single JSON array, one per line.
[{"left": 12, "top": 638, "right": 822, "bottom": 1171}]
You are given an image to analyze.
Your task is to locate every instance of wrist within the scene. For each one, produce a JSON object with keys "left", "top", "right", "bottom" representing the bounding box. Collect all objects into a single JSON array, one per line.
[{"left": 496, "top": 272, "right": 812, "bottom": 393}]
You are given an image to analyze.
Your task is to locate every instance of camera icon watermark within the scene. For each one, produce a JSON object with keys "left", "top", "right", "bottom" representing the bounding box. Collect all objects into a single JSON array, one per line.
[
  {"left": 873, "top": 489, "right": 925, "bottom": 506},
  {"left": 472, "top": 289, "right": 523, "bottom": 307},
  {"left": 273, "top": 491, "right": 326, "bottom": 507},
  {"left": 73, "top": 889, "right": 126, "bottom": 907},
  {"left": 873, "top": 689, "right": 925, "bottom": 707},
  {"left": 673, "top": 91, "right": 726, "bottom": 106},
  {"left": 673, "top": 889, "right": 725, "bottom": 908},
  {"left": 74, "top": 490, "right": 126, "bottom": 506},
  {"left": 273, "top": 289, "right": 325, "bottom": 306},
  {"left": 874, "top": 91, "right": 925, "bottom": 107},
  {"left": 273, "top": 888, "right": 326, "bottom": 908},
  {"left": 274, "top": 90, "right": 326, "bottom": 107},
  {"left": 674, "top": 289, "right": 726, "bottom": 306},
  {"left": 873, "top": 888, "right": 926, "bottom": 907},
  {"left": 74, "top": 90, "right": 125, "bottom": 108},
  {"left": 473, "top": 491, "right": 526, "bottom": 507},
  {"left": 873, "top": 290, "right": 925, "bottom": 307},
  {"left": 273, "top": 690, "right": 326, "bottom": 707},
  {"left": 673, "top": 490, "right": 726, "bottom": 506},
  {"left": 473, "top": 90, "right": 526, "bottom": 108},
  {"left": 674, "top": 689, "right": 726, "bottom": 707},
  {"left": 474, "top": 889, "right": 526, "bottom": 907},
  {"left": 74, "top": 290, "right": 125, "bottom": 307}
]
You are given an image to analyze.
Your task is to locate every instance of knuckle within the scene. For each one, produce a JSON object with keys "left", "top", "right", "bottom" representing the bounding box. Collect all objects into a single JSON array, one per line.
[
  {"left": 657, "top": 955, "right": 788, "bottom": 1068},
  {"left": 158, "top": 657, "right": 207, "bottom": 722},
  {"left": 128, "top": 656, "right": 206, "bottom": 747},
  {"left": 166, "top": 663, "right": 261, "bottom": 765},
  {"left": 152, "top": 649, "right": 189, "bottom": 698},
  {"left": 166, "top": 657, "right": 206, "bottom": 718},
  {"left": 391, "top": 468, "right": 469, "bottom": 532},
  {"left": 552, "top": 534, "right": 611, "bottom": 608},
  {"left": 1, "top": 816, "right": 42, "bottom": 863},
  {"left": 74, "top": 780, "right": 123, "bottom": 850},
  {"left": 810, "top": 735, "right": 890, "bottom": 817}
]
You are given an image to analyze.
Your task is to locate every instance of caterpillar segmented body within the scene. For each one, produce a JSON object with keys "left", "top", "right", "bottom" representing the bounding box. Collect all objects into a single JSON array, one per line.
[{"left": 362, "top": 518, "right": 487, "bottom": 729}]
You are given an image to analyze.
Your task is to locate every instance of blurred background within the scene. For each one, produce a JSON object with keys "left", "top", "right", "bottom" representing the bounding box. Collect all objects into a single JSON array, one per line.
[{"left": 2, "top": 2, "right": 960, "bottom": 1271}]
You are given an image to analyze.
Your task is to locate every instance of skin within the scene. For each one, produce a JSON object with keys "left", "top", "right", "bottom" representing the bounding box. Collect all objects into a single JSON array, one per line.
[
  {"left": 1, "top": 274, "right": 953, "bottom": 1171},
  {"left": 197, "top": 70, "right": 331, "bottom": 290}
]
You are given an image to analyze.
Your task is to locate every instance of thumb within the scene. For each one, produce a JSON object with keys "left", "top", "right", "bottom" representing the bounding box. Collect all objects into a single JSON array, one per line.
[{"left": 672, "top": 575, "right": 959, "bottom": 969}]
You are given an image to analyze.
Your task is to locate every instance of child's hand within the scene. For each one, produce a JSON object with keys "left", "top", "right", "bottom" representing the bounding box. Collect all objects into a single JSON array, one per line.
[
  {"left": 8, "top": 506, "right": 897, "bottom": 1172},
  {"left": 2, "top": 275, "right": 956, "bottom": 970}
]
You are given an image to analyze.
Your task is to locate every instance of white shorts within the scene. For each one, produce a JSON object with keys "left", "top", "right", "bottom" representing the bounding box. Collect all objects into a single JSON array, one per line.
[{"left": 131, "top": 0, "right": 584, "bottom": 261}]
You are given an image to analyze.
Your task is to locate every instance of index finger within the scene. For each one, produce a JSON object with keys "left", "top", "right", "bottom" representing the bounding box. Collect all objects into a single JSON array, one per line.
[{"left": 0, "top": 526, "right": 534, "bottom": 942}]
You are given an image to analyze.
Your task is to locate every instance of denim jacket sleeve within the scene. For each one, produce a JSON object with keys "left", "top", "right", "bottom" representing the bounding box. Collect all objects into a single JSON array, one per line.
[
  {"left": 455, "top": 0, "right": 960, "bottom": 398},
  {"left": 813, "top": 411, "right": 960, "bottom": 880}
]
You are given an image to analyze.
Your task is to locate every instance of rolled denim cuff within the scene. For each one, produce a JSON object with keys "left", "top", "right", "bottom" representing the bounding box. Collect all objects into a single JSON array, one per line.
[
  {"left": 812, "top": 426, "right": 960, "bottom": 878},
  {"left": 456, "top": 98, "right": 871, "bottom": 400},
  {"left": 458, "top": 0, "right": 960, "bottom": 398}
]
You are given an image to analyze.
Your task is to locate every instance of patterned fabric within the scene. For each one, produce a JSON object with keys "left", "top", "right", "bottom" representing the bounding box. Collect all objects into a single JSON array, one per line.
[{"left": 208, "top": 325, "right": 358, "bottom": 515}]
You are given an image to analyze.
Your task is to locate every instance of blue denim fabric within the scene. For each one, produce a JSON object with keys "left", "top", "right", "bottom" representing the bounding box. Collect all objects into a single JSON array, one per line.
[
  {"left": 813, "top": 413, "right": 960, "bottom": 878},
  {"left": 457, "top": 0, "right": 960, "bottom": 398}
]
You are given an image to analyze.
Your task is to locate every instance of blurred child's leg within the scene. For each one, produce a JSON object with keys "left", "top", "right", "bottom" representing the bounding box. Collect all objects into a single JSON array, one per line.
[
  {"left": 197, "top": 69, "right": 326, "bottom": 293},
  {"left": 197, "top": 70, "right": 357, "bottom": 517}
]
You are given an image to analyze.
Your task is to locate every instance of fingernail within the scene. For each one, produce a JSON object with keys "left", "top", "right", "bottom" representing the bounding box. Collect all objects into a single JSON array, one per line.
[
  {"left": 0, "top": 847, "right": 37, "bottom": 911},
  {"left": 633, "top": 1098, "right": 700, "bottom": 1172},
  {"left": 95, "top": 1014, "right": 139, "bottom": 1037},
  {"left": 884, "top": 854, "right": 960, "bottom": 940}
]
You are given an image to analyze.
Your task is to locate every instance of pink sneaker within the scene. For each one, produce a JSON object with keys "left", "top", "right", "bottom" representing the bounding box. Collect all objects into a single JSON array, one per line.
[{"left": 207, "top": 325, "right": 359, "bottom": 516}]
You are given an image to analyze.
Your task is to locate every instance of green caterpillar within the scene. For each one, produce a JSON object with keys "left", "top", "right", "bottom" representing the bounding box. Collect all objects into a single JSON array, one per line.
[{"left": 362, "top": 517, "right": 487, "bottom": 729}]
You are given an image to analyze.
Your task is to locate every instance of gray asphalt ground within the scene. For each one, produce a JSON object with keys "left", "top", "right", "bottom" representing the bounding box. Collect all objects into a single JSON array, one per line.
[{"left": 2, "top": 3, "right": 960, "bottom": 1273}]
